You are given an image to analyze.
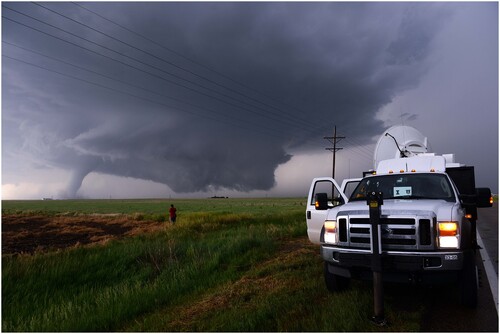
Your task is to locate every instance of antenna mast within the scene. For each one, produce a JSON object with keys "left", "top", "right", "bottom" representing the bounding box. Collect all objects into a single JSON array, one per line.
[{"left": 385, "top": 132, "right": 408, "bottom": 158}]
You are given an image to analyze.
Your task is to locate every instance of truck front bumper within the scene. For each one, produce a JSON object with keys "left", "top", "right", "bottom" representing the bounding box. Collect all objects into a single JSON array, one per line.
[{"left": 321, "top": 245, "right": 466, "bottom": 283}]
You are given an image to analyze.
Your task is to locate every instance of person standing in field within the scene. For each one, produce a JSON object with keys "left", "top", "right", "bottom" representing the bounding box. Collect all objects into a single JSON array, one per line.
[{"left": 169, "top": 204, "right": 177, "bottom": 224}]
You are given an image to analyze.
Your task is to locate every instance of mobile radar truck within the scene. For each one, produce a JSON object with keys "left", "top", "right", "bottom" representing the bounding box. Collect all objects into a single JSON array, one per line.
[{"left": 306, "top": 126, "right": 492, "bottom": 308}]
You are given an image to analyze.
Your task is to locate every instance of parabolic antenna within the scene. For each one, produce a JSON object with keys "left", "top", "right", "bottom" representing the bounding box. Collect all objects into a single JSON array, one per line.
[{"left": 373, "top": 125, "right": 431, "bottom": 169}]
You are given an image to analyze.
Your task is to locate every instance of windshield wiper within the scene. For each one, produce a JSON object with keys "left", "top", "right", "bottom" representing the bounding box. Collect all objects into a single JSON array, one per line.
[{"left": 349, "top": 197, "right": 367, "bottom": 202}]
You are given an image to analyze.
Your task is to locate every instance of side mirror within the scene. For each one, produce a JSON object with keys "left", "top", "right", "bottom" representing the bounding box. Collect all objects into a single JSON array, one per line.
[
  {"left": 476, "top": 188, "right": 493, "bottom": 208},
  {"left": 315, "top": 193, "right": 329, "bottom": 210},
  {"left": 459, "top": 194, "right": 477, "bottom": 207}
]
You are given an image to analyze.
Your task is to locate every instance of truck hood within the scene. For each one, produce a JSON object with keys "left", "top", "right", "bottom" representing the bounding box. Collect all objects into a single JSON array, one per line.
[{"left": 332, "top": 199, "right": 459, "bottom": 221}]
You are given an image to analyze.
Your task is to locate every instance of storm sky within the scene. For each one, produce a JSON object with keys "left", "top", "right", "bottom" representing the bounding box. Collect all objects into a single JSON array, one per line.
[{"left": 2, "top": 2, "right": 498, "bottom": 199}]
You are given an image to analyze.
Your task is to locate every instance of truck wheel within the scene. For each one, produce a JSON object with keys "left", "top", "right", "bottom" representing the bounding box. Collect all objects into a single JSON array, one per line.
[
  {"left": 324, "top": 262, "right": 350, "bottom": 292},
  {"left": 460, "top": 251, "right": 478, "bottom": 309}
]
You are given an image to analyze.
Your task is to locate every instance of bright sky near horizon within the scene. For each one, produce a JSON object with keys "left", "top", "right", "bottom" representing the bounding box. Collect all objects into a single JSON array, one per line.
[{"left": 2, "top": 2, "right": 498, "bottom": 199}]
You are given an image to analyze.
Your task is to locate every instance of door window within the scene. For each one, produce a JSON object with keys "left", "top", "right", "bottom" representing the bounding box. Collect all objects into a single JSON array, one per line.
[{"left": 310, "top": 179, "right": 345, "bottom": 208}]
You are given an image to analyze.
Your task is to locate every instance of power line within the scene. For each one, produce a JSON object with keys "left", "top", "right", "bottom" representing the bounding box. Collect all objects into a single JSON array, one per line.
[
  {"left": 2, "top": 12, "right": 311, "bottom": 138},
  {"left": 70, "top": 1, "right": 323, "bottom": 127},
  {"left": 23, "top": 3, "right": 325, "bottom": 134},
  {"left": 9, "top": 3, "right": 381, "bottom": 150},
  {"left": 47, "top": 2, "right": 358, "bottom": 141},
  {"left": 4, "top": 3, "right": 380, "bottom": 162},
  {"left": 2, "top": 53, "right": 289, "bottom": 140},
  {"left": 341, "top": 138, "right": 375, "bottom": 160},
  {"left": 30, "top": 3, "right": 285, "bottom": 117},
  {"left": 3, "top": 40, "right": 291, "bottom": 137}
]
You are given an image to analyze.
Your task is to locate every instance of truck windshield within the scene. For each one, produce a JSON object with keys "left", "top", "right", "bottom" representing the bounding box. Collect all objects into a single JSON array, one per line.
[{"left": 349, "top": 173, "right": 456, "bottom": 202}]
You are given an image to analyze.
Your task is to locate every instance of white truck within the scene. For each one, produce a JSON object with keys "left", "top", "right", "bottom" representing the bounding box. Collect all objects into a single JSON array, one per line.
[{"left": 306, "top": 126, "right": 492, "bottom": 308}]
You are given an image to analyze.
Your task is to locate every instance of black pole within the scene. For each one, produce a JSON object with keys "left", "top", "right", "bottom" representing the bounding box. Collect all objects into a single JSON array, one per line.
[
  {"left": 332, "top": 126, "right": 337, "bottom": 179},
  {"left": 367, "top": 191, "right": 387, "bottom": 326}
]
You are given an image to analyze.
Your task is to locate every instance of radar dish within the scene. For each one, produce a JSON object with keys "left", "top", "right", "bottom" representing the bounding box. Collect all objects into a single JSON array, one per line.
[{"left": 373, "top": 125, "right": 430, "bottom": 169}]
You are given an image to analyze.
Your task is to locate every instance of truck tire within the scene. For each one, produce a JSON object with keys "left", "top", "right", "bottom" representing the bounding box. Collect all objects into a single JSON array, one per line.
[
  {"left": 324, "top": 262, "right": 350, "bottom": 292},
  {"left": 460, "top": 251, "right": 478, "bottom": 309}
]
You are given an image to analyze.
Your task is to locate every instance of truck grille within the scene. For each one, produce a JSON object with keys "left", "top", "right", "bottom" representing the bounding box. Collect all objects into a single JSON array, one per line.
[{"left": 337, "top": 215, "right": 435, "bottom": 251}]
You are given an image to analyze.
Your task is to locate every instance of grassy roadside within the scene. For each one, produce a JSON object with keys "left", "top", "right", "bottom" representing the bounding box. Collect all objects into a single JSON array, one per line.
[
  {"left": 124, "top": 236, "right": 421, "bottom": 332},
  {"left": 2, "top": 198, "right": 423, "bottom": 331}
]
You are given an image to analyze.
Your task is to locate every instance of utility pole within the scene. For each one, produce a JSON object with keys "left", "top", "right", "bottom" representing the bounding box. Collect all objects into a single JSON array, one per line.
[{"left": 324, "top": 126, "right": 345, "bottom": 179}]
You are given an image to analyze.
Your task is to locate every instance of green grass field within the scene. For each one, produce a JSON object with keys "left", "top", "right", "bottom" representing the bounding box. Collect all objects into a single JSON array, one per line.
[
  {"left": 2, "top": 197, "right": 306, "bottom": 215},
  {"left": 2, "top": 198, "right": 423, "bottom": 331}
]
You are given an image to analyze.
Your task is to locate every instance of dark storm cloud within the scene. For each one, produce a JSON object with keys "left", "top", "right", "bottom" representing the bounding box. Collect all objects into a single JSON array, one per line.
[{"left": 3, "top": 2, "right": 449, "bottom": 197}]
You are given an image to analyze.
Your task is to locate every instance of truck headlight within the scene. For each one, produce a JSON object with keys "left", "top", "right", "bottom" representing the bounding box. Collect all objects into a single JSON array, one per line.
[
  {"left": 438, "top": 221, "right": 459, "bottom": 248},
  {"left": 324, "top": 220, "right": 338, "bottom": 244}
]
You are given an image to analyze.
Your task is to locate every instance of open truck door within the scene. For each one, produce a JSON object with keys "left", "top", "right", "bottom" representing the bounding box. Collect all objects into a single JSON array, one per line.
[
  {"left": 340, "top": 178, "right": 362, "bottom": 200},
  {"left": 306, "top": 177, "right": 347, "bottom": 244}
]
